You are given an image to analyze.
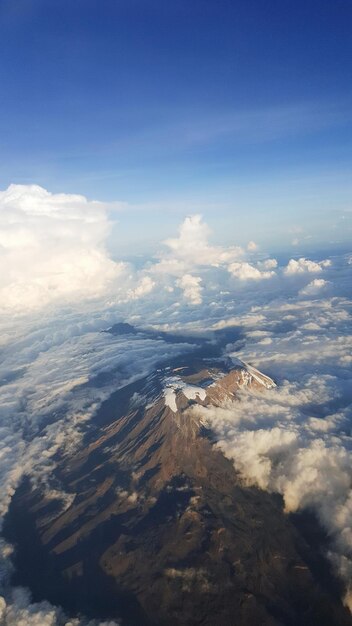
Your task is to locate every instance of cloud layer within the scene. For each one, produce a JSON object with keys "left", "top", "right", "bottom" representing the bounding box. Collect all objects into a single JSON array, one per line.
[
  {"left": 192, "top": 290, "right": 352, "bottom": 608},
  {"left": 0, "top": 184, "right": 336, "bottom": 312},
  {"left": 0, "top": 183, "right": 350, "bottom": 620}
]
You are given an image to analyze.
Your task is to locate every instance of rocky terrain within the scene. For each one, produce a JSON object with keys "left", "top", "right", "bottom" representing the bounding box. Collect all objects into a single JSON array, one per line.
[{"left": 4, "top": 333, "right": 352, "bottom": 626}]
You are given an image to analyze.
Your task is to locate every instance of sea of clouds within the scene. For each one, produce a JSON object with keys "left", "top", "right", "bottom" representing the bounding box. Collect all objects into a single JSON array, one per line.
[{"left": 0, "top": 183, "right": 351, "bottom": 623}]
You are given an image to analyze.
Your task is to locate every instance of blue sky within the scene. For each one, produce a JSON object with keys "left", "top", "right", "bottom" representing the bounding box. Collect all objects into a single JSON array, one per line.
[{"left": 0, "top": 0, "right": 351, "bottom": 251}]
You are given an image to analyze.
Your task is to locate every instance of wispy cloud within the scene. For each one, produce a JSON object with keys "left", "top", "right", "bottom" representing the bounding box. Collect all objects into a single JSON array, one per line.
[{"left": 102, "top": 100, "right": 352, "bottom": 156}]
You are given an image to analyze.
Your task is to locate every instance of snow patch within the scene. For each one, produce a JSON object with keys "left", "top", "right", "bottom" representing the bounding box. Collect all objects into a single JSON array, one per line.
[
  {"left": 163, "top": 376, "right": 207, "bottom": 412},
  {"left": 183, "top": 385, "right": 207, "bottom": 402}
]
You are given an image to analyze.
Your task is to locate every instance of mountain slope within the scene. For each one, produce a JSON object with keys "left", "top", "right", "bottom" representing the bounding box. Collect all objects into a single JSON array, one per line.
[{"left": 4, "top": 357, "right": 352, "bottom": 626}]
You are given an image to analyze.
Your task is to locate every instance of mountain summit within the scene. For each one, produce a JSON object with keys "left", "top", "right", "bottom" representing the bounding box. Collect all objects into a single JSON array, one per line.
[{"left": 4, "top": 354, "right": 352, "bottom": 626}]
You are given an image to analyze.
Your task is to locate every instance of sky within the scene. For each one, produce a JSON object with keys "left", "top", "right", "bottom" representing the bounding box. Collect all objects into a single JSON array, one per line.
[{"left": 0, "top": 0, "right": 352, "bottom": 251}]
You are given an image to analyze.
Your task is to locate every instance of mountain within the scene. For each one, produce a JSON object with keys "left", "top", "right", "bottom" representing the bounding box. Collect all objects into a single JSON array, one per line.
[{"left": 4, "top": 353, "right": 352, "bottom": 626}]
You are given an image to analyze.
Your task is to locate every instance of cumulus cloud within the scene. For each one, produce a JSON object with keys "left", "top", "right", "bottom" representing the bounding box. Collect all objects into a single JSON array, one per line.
[
  {"left": 299, "top": 278, "right": 329, "bottom": 296},
  {"left": 284, "top": 257, "right": 331, "bottom": 275},
  {"left": 0, "top": 184, "right": 128, "bottom": 312},
  {"left": 247, "top": 240, "right": 258, "bottom": 251},
  {"left": 228, "top": 261, "right": 275, "bottom": 281},
  {"left": 258, "top": 258, "right": 278, "bottom": 270},
  {"left": 194, "top": 384, "right": 352, "bottom": 607},
  {"left": 192, "top": 290, "right": 352, "bottom": 609},
  {"left": 1, "top": 185, "right": 332, "bottom": 317},
  {"left": 127, "top": 276, "right": 155, "bottom": 300},
  {"left": 153, "top": 214, "right": 243, "bottom": 276},
  {"left": 176, "top": 274, "right": 203, "bottom": 305}
]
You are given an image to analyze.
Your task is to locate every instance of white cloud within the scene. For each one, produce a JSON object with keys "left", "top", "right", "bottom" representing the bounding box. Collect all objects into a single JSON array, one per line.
[
  {"left": 212, "top": 313, "right": 266, "bottom": 329},
  {"left": 153, "top": 214, "right": 243, "bottom": 275},
  {"left": 0, "top": 184, "right": 127, "bottom": 312},
  {"left": 191, "top": 290, "right": 352, "bottom": 610},
  {"left": 176, "top": 274, "right": 203, "bottom": 305},
  {"left": 127, "top": 276, "right": 155, "bottom": 300},
  {"left": 258, "top": 258, "right": 278, "bottom": 270},
  {"left": 284, "top": 257, "right": 331, "bottom": 275},
  {"left": 299, "top": 278, "right": 329, "bottom": 296},
  {"left": 247, "top": 240, "right": 258, "bottom": 251},
  {"left": 228, "top": 261, "right": 275, "bottom": 281}
]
